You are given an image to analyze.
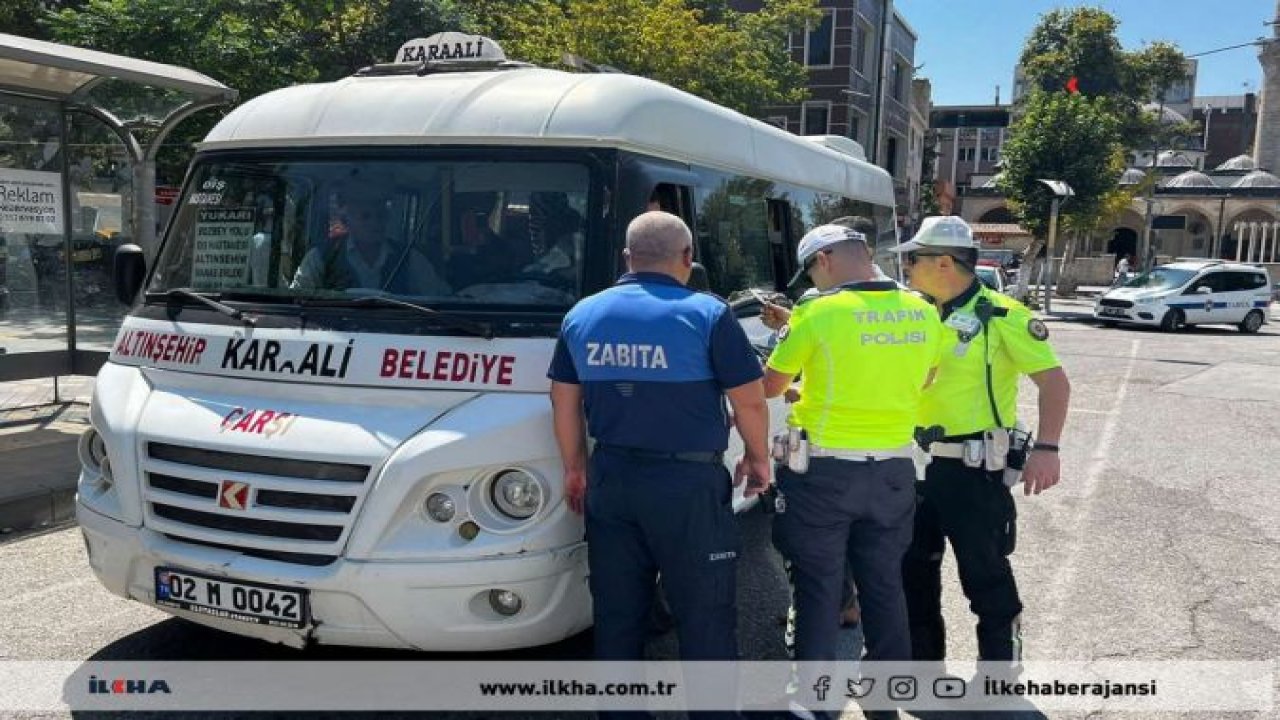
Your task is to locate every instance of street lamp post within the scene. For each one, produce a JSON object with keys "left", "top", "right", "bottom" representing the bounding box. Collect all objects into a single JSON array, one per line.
[{"left": 1037, "top": 179, "right": 1075, "bottom": 314}]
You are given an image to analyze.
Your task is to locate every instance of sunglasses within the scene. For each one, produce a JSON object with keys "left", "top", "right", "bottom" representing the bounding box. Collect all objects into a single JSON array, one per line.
[{"left": 905, "top": 251, "right": 948, "bottom": 265}]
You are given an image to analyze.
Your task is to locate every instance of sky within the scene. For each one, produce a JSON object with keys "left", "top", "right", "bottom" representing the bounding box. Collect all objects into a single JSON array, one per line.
[{"left": 892, "top": 0, "right": 1275, "bottom": 106}]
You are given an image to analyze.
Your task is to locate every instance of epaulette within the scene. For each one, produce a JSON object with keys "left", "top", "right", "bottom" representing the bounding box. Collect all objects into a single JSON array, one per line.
[{"left": 978, "top": 288, "right": 1050, "bottom": 340}]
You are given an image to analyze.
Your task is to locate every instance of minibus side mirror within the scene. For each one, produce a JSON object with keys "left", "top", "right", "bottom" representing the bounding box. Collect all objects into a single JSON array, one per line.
[
  {"left": 687, "top": 262, "right": 710, "bottom": 292},
  {"left": 114, "top": 244, "right": 146, "bottom": 305}
]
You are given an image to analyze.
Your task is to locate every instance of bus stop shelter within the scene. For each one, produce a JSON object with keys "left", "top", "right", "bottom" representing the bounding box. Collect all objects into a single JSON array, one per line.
[{"left": 0, "top": 33, "right": 236, "bottom": 390}]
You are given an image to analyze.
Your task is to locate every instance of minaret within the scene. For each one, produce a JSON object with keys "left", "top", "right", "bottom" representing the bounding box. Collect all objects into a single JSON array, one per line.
[{"left": 1254, "top": 0, "right": 1280, "bottom": 171}]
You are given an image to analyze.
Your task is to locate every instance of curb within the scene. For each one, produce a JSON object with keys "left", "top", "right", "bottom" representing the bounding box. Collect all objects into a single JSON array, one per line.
[
  {"left": 0, "top": 423, "right": 84, "bottom": 537},
  {"left": 0, "top": 485, "right": 77, "bottom": 536}
]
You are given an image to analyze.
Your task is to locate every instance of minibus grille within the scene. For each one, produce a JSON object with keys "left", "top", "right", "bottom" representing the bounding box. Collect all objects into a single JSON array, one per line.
[
  {"left": 162, "top": 535, "right": 338, "bottom": 566},
  {"left": 143, "top": 442, "right": 373, "bottom": 563}
]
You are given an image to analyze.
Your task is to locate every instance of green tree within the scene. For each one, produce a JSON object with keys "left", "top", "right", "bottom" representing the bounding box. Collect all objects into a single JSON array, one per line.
[
  {"left": 45, "top": 0, "right": 470, "bottom": 101},
  {"left": 1, "top": 0, "right": 76, "bottom": 40},
  {"left": 42, "top": 0, "right": 469, "bottom": 182},
  {"left": 466, "top": 0, "right": 818, "bottom": 115},
  {"left": 917, "top": 129, "right": 941, "bottom": 218},
  {"left": 999, "top": 92, "right": 1124, "bottom": 237},
  {"left": 998, "top": 90, "right": 1123, "bottom": 300},
  {"left": 1017, "top": 7, "right": 1187, "bottom": 150},
  {"left": 1003, "top": 7, "right": 1187, "bottom": 299}
]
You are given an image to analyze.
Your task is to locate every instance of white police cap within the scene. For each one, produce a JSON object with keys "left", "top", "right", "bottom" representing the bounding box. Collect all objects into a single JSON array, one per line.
[
  {"left": 788, "top": 224, "right": 867, "bottom": 287},
  {"left": 888, "top": 215, "right": 976, "bottom": 253}
]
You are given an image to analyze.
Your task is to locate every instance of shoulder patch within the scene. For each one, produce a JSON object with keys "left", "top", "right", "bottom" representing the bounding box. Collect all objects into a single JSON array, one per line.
[
  {"left": 1027, "top": 318, "right": 1049, "bottom": 341},
  {"left": 778, "top": 324, "right": 791, "bottom": 341}
]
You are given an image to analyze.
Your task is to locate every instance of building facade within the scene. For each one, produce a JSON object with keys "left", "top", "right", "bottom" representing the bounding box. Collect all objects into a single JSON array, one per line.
[
  {"left": 1195, "top": 94, "right": 1259, "bottom": 170},
  {"left": 930, "top": 104, "right": 1011, "bottom": 196},
  {"left": 962, "top": 155, "right": 1280, "bottom": 268},
  {"left": 904, "top": 77, "right": 931, "bottom": 233},
  {"left": 732, "top": 0, "right": 921, "bottom": 218}
]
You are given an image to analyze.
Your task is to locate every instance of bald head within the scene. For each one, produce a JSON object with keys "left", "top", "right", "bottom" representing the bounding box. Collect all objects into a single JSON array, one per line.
[{"left": 625, "top": 211, "right": 693, "bottom": 275}]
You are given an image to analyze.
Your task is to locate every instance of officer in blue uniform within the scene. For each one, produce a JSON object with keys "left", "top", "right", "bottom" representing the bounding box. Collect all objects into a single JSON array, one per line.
[{"left": 548, "top": 211, "right": 772, "bottom": 671}]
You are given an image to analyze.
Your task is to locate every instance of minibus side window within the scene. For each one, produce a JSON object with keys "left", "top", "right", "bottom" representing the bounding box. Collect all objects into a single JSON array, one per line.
[
  {"left": 694, "top": 176, "right": 776, "bottom": 298},
  {"left": 766, "top": 199, "right": 795, "bottom": 292},
  {"left": 649, "top": 183, "right": 695, "bottom": 227}
]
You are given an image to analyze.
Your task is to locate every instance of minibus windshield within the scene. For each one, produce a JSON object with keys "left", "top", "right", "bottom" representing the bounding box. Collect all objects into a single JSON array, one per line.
[{"left": 149, "top": 155, "right": 591, "bottom": 310}]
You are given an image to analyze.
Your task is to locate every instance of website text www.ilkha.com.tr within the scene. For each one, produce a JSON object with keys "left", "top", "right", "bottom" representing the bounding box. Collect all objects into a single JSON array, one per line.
[{"left": 478, "top": 679, "right": 679, "bottom": 698}]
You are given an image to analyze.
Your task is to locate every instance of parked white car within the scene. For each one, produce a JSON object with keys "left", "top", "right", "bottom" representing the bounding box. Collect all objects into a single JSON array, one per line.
[
  {"left": 976, "top": 263, "right": 1008, "bottom": 294},
  {"left": 1094, "top": 261, "right": 1272, "bottom": 333}
]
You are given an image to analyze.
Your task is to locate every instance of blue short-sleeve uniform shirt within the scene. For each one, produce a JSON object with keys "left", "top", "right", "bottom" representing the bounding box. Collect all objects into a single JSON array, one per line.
[{"left": 547, "top": 272, "right": 763, "bottom": 452}]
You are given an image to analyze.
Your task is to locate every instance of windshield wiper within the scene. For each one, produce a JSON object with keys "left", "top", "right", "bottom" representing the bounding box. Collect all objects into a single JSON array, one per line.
[
  {"left": 303, "top": 295, "right": 494, "bottom": 339},
  {"left": 151, "top": 288, "right": 256, "bottom": 326}
]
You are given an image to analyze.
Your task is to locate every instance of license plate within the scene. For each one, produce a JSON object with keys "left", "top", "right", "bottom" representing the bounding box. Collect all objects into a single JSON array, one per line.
[
  {"left": 1099, "top": 307, "right": 1126, "bottom": 317},
  {"left": 154, "top": 567, "right": 308, "bottom": 628}
]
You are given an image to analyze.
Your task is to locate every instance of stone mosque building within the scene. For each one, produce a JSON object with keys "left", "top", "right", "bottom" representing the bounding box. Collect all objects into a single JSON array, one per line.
[{"left": 958, "top": 2, "right": 1280, "bottom": 279}]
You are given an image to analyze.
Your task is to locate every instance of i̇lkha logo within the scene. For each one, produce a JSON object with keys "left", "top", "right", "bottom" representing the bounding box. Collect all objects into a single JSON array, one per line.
[{"left": 88, "top": 675, "right": 171, "bottom": 694}]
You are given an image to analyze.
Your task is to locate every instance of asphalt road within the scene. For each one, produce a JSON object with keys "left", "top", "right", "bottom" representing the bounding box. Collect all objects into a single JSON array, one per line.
[{"left": 2, "top": 304, "right": 1278, "bottom": 719}]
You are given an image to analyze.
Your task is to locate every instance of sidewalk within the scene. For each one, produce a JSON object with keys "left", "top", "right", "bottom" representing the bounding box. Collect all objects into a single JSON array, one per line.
[
  {"left": 1010, "top": 286, "right": 1101, "bottom": 322},
  {"left": 0, "top": 378, "right": 92, "bottom": 536}
]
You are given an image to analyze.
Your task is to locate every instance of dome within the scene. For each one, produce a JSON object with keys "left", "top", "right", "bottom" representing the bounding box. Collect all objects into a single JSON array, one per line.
[
  {"left": 1119, "top": 168, "right": 1146, "bottom": 185},
  {"left": 1232, "top": 170, "right": 1280, "bottom": 188},
  {"left": 1215, "top": 154, "right": 1257, "bottom": 172},
  {"left": 1163, "top": 170, "right": 1216, "bottom": 189},
  {"left": 1142, "top": 103, "right": 1188, "bottom": 125},
  {"left": 1156, "top": 150, "right": 1195, "bottom": 168}
]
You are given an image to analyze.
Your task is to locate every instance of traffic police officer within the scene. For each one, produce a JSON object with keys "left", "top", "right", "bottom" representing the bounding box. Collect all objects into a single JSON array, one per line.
[
  {"left": 761, "top": 224, "right": 942, "bottom": 714},
  {"left": 890, "top": 216, "right": 1071, "bottom": 663},
  {"left": 547, "top": 211, "right": 772, "bottom": 670}
]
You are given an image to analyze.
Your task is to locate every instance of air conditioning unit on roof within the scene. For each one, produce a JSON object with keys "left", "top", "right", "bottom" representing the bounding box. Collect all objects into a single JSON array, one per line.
[{"left": 802, "top": 135, "right": 868, "bottom": 162}]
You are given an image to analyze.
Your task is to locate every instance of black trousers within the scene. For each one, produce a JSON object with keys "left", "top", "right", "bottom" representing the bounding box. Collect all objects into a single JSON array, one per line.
[
  {"left": 586, "top": 449, "right": 740, "bottom": 661},
  {"left": 772, "top": 457, "right": 915, "bottom": 667},
  {"left": 586, "top": 449, "right": 740, "bottom": 720},
  {"left": 902, "top": 457, "right": 1024, "bottom": 662}
]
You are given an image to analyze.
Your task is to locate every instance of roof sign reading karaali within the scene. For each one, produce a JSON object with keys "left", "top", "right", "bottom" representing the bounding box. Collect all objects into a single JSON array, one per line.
[{"left": 395, "top": 32, "right": 506, "bottom": 64}]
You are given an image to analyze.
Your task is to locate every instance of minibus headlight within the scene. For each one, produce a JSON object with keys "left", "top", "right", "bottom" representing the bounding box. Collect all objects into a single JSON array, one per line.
[
  {"left": 489, "top": 470, "right": 543, "bottom": 520},
  {"left": 424, "top": 492, "right": 456, "bottom": 523},
  {"left": 78, "top": 429, "right": 108, "bottom": 472}
]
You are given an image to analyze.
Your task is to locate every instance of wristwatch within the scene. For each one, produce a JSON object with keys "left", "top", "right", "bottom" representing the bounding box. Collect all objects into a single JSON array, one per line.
[{"left": 1032, "top": 443, "right": 1059, "bottom": 453}]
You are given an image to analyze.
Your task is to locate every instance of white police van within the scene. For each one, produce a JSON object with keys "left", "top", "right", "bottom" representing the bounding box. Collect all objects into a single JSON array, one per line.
[
  {"left": 77, "top": 33, "right": 897, "bottom": 651},
  {"left": 1094, "top": 260, "right": 1272, "bottom": 333}
]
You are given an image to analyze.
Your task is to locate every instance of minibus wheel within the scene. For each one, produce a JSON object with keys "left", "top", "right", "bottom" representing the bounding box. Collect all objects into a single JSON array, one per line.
[
  {"left": 1160, "top": 309, "right": 1185, "bottom": 332},
  {"left": 1238, "top": 310, "right": 1264, "bottom": 334}
]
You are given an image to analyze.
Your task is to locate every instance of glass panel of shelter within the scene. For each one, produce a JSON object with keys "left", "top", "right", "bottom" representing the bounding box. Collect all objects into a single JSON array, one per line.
[
  {"left": 0, "top": 95, "right": 67, "bottom": 359},
  {"left": 66, "top": 112, "right": 134, "bottom": 352}
]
